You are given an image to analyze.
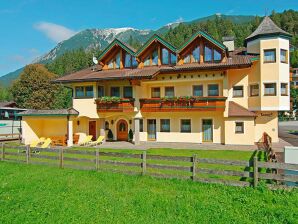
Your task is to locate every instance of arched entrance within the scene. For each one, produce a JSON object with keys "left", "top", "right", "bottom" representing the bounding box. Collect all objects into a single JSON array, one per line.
[{"left": 117, "top": 119, "right": 128, "bottom": 141}]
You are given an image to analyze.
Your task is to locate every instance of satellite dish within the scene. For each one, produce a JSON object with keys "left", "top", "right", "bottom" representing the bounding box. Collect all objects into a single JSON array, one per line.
[{"left": 93, "top": 56, "right": 98, "bottom": 65}]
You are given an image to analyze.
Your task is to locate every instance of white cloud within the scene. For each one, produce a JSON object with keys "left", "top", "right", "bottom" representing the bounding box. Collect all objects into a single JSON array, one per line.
[
  {"left": 175, "top": 16, "right": 184, "bottom": 23},
  {"left": 34, "top": 22, "right": 77, "bottom": 43}
]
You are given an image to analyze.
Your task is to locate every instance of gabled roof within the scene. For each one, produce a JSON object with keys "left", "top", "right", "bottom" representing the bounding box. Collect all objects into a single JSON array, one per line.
[
  {"left": 18, "top": 108, "right": 79, "bottom": 117},
  {"left": 98, "top": 39, "right": 136, "bottom": 61},
  {"left": 228, "top": 101, "right": 256, "bottom": 117},
  {"left": 178, "top": 31, "right": 226, "bottom": 53},
  {"left": 135, "top": 34, "right": 177, "bottom": 56},
  {"left": 245, "top": 16, "right": 291, "bottom": 43}
]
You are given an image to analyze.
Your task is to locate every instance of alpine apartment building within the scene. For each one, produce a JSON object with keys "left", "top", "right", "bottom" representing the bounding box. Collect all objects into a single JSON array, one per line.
[{"left": 20, "top": 16, "right": 291, "bottom": 146}]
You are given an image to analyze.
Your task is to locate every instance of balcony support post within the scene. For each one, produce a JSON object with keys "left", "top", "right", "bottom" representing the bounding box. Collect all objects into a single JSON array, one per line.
[
  {"left": 67, "top": 116, "right": 73, "bottom": 147},
  {"left": 100, "top": 118, "right": 106, "bottom": 143},
  {"left": 134, "top": 118, "right": 140, "bottom": 145}
]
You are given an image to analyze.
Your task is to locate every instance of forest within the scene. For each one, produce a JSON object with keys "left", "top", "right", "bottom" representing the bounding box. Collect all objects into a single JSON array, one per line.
[{"left": 2, "top": 10, "right": 298, "bottom": 109}]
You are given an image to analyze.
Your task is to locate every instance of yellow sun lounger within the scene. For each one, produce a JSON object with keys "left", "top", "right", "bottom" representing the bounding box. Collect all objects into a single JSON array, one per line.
[
  {"left": 88, "top": 136, "right": 105, "bottom": 146},
  {"left": 79, "top": 135, "right": 93, "bottom": 146},
  {"left": 40, "top": 138, "right": 52, "bottom": 148},
  {"left": 30, "top": 137, "right": 46, "bottom": 148}
]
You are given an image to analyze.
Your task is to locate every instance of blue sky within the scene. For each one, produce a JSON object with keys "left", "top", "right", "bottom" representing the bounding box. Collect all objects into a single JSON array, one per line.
[{"left": 1, "top": 0, "right": 298, "bottom": 77}]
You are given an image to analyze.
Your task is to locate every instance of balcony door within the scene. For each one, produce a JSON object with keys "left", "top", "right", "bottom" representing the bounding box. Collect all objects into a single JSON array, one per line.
[
  {"left": 117, "top": 119, "right": 128, "bottom": 141},
  {"left": 147, "top": 119, "right": 156, "bottom": 140},
  {"left": 202, "top": 119, "right": 213, "bottom": 142}
]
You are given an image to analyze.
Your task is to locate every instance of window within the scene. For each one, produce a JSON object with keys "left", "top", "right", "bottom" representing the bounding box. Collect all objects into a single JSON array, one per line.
[
  {"left": 264, "top": 49, "right": 276, "bottom": 63},
  {"left": 160, "top": 119, "right": 170, "bottom": 132},
  {"left": 111, "top": 87, "right": 120, "bottom": 97},
  {"left": 280, "top": 49, "right": 287, "bottom": 63},
  {"left": 204, "top": 46, "right": 212, "bottom": 62},
  {"left": 162, "top": 48, "right": 169, "bottom": 65},
  {"left": 108, "top": 59, "right": 113, "bottom": 69},
  {"left": 115, "top": 53, "right": 120, "bottom": 69},
  {"left": 208, "top": 84, "right": 219, "bottom": 96},
  {"left": 75, "top": 87, "right": 84, "bottom": 98},
  {"left": 264, "top": 83, "right": 276, "bottom": 96},
  {"left": 192, "top": 46, "right": 200, "bottom": 62},
  {"left": 214, "top": 49, "right": 222, "bottom": 61},
  {"left": 123, "top": 86, "right": 133, "bottom": 98},
  {"left": 233, "top": 86, "right": 243, "bottom": 97},
  {"left": 281, "top": 83, "right": 288, "bottom": 96},
  {"left": 125, "top": 53, "right": 132, "bottom": 68},
  {"left": 151, "top": 87, "right": 160, "bottom": 98},
  {"left": 193, "top": 85, "right": 203, "bottom": 96},
  {"left": 165, "top": 87, "right": 174, "bottom": 97},
  {"left": 184, "top": 54, "right": 191, "bottom": 64},
  {"left": 181, "top": 119, "right": 191, "bottom": 133},
  {"left": 140, "top": 119, "right": 143, "bottom": 132},
  {"left": 132, "top": 57, "right": 138, "bottom": 67},
  {"left": 105, "top": 121, "right": 109, "bottom": 130},
  {"left": 152, "top": 49, "right": 158, "bottom": 65},
  {"left": 235, "top": 122, "right": 244, "bottom": 133},
  {"left": 98, "top": 86, "right": 104, "bottom": 97},
  {"left": 250, "top": 84, "right": 259, "bottom": 97},
  {"left": 170, "top": 53, "right": 176, "bottom": 65},
  {"left": 75, "top": 86, "right": 93, "bottom": 98},
  {"left": 144, "top": 56, "right": 150, "bottom": 66}
]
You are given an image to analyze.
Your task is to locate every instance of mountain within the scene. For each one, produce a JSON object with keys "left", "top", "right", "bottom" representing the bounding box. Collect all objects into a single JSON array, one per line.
[{"left": 0, "top": 14, "right": 255, "bottom": 86}]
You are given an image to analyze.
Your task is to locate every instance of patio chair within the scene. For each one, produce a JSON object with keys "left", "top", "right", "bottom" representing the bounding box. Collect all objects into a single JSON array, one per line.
[
  {"left": 78, "top": 135, "right": 93, "bottom": 146},
  {"left": 30, "top": 137, "right": 46, "bottom": 148},
  {"left": 88, "top": 136, "right": 105, "bottom": 146},
  {"left": 40, "top": 138, "right": 52, "bottom": 148}
]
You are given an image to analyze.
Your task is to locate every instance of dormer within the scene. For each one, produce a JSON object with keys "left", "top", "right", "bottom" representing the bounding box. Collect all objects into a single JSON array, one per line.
[
  {"left": 136, "top": 34, "right": 177, "bottom": 68},
  {"left": 98, "top": 39, "right": 138, "bottom": 70},
  {"left": 177, "top": 31, "right": 227, "bottom": 65}
]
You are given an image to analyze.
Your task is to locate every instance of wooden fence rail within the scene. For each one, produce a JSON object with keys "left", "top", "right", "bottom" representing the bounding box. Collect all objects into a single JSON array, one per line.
[{"left": 0, "top": 143, "right": 297, "bottom": 189}]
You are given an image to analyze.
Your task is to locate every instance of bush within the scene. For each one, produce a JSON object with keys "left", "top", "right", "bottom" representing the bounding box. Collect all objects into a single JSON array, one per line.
[
  {"left": 128, "top": 129, "right": 133, "bottom": 141},
  {"left": 107, "top": 129, "right": 113, "bottom": 141}
]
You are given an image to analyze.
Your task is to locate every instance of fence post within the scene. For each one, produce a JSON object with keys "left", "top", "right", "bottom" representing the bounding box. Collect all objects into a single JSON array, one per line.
[
  {"left": 192, "top": 154, "right": 197, "bottom": 180},
  {"left": 26, "top": 145, "right": 30, "bottom": 164},
  {"left": 142, "top": 151, "right": 146, "bottom": 175},
  {"left": 1, "top": 143, "right": 5, "bottom": 161},
  {"left": 59, "top": 148, "right": 64, "bottom": 168},
  {"left": 96, "top": 148, "right": 99, "bottom": 171},
  {"left": 253, "top": 156, "right": 258, "bottom": 187}
]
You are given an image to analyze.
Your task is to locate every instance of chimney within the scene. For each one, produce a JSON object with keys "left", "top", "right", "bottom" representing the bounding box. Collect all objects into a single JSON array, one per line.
[{"left": 222, "top": 36, "right": 235, "bottom": 52}]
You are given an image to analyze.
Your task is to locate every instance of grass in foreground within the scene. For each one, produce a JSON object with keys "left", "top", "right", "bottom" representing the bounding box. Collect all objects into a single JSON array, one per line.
[{"left": 0, "top": 162, "right": 297, "bottom": 224}]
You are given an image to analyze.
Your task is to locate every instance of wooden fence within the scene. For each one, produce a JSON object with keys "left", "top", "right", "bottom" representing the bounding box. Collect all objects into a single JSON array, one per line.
[{"left": 1, "top": 144, "right": 298, "bottom": 189}]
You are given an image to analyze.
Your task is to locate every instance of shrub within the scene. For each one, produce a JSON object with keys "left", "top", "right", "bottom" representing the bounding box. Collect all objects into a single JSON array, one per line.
[
  {"left": 107, "top": 129, "right": 113, "bottom": 140},
  {"left": 128, "top": 129, "right": 133, "bottom": 141}
]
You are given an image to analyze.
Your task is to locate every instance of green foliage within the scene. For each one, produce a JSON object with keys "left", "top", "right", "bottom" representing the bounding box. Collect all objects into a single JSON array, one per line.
[
  {"left": 128, "top": 129, "right": 133, "bottom": 141},
  {"left": 10, "top": 64, "right": 64, "bottom": 109},
  {"left": 107, "top": 129, "right": 113, "bottom": 140},
  {"left": 0, "top": 162, "right": 297, "bottom": 223},
  {"left": 46, "top": 48, "right": 97, "bottom": 76},
  {"left": 0, "top": 85, "right": 12, "bottom": 101},
  {"left": 97, "top": 96, "right": 121, "bottom": 103},
  {"left": 128, "top": 35, "right": 142, "bottom": 49},
  {"left": 291, "top": 88, "right": 298, "bottom": 109}
]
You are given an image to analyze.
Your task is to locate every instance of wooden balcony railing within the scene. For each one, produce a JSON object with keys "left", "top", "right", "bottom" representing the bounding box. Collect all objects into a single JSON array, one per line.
[
  {"left": 139, "top": 97, "right": 227, "bottom": 112},
  {"left": 95, "top": 98, "right": 135, "bottom": 112}
]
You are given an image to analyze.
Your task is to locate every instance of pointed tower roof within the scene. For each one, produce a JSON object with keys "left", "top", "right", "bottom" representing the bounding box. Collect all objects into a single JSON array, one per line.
[{"left": 245, "top": 16, "right": 291, "bottom": 43}]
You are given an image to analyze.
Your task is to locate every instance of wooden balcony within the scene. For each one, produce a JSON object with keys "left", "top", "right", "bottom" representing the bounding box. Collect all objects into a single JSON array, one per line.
[
  {"left": 95, "top": 98, "right": 135, "bottom": 112},
  {"left": 139, "top": 97, "right": 227, "bottom": 112}
]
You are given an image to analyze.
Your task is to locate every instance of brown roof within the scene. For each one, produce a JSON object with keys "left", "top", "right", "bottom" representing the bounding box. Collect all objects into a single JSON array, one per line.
[
  {"left": 54, "top": 55, "right": 252, "bottom": 83},
  {"left": 228, "top": 101, "right": 256, "bottom": 117},
  {"left": 0, "top": 101, "right": 16, "bottom": 108},
  {"left": 245, "top": 16, "right": 291, "bottom": 43},
  {"left": 18, "top": 108, "right": 79, "bottom": 116}
]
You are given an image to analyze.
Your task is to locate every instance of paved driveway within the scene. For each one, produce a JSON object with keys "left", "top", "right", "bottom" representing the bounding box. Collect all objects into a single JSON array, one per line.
[{"left": 279, "top": 121, "right": 298, "bottom": 146}]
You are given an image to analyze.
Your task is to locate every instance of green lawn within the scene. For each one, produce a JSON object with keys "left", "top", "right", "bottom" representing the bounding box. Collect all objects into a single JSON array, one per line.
[{"left": 0, "top": 162, "right": 297, "bottom": 224}]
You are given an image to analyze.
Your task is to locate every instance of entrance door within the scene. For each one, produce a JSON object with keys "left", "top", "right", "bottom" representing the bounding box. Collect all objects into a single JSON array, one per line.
[
  {"left": 147, "top": 119, "right": 156, "bottom": 140},
  {"left": 117, "top": 119, "right": 128, "bottom": 141},
  {"left": 202, "top": 119, "right": 213, "bottom": 142},
  {"left": 89, "top": 121, "right": 96, "bottom": 140}
]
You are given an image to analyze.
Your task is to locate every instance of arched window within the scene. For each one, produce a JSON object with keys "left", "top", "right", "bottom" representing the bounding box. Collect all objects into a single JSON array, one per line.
[
  {"left": 119, "top": 122, "right": 126, "bottom": 131},
  {"left": 204, "top": 46, "right": 212, "bottom": 62},
  {"left": 105, "top": 121, "right": 109, "bottom": 130},
  {"left": 193, "top": 46, "right": 200, "bottom": 62}
]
